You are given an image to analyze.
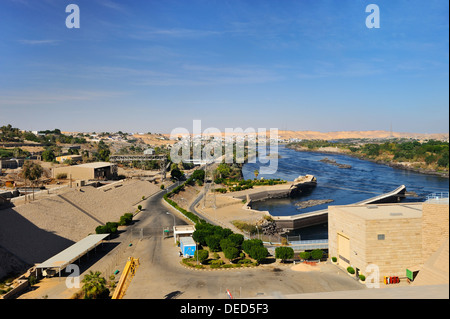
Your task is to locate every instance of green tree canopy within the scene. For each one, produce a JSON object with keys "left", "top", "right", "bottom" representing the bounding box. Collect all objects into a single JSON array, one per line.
[
  {"left": 22, "top": 161, "right": 43, "bottom": 184},
  {"left": 194, "top": 249, "right": 209, "bottom": 263},
  {"left": 81, "top": 271, "right": 109, "bottom": 299},
  {"left": 275, "top": 246, "right": 294, "bottom": 262},
  {"left": 41, "top": 148, "right": 56, "bottom": 162}
]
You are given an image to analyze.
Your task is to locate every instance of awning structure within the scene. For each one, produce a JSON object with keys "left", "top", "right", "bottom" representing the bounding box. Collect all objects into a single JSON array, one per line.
[
  {"left": 36, "top": 234, "right": 109, "bottom": 274},
  {"left": 173, "top": 225, "right": 195, "bottom": 243}
]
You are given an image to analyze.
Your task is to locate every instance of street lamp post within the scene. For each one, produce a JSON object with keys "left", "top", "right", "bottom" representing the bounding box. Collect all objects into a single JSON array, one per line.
[
  {"left": 166, "top": 212, "right": 176, "bottom": 227},
  {"left": 166, "top": 212, "right": 176, "bottom": 240}
]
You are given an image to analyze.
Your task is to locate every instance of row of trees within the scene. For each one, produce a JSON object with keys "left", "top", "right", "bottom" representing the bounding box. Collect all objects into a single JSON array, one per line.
[
  {"left": 0, "top": 124, "right": 87, "bottom": 145},
  {"left": 356, "top": 140, "right": 449, "bottom": 168},
  {"left": 288, "top": 139, "right": 449, "bottom": 169},
  {"left": 192, "top": 223, "right": 269, "bottom": 263}
]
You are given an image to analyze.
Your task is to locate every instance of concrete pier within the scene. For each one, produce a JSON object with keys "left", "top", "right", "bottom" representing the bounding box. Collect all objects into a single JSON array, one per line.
[{"left": 272, "top": 185, "right": 407, "bottom": 231}]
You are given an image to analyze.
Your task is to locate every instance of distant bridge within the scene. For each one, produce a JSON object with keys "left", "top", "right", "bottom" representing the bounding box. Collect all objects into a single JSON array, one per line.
[
  {"left": 273, "top": 185, "right": 407, "bottom": 231},
  {"left": 109, "top": 154, "right": 167, "bottom": 162}
]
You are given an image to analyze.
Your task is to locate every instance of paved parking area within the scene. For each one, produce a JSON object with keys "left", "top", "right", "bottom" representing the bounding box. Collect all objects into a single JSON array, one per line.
[{"left": 124, "top": 233, "right": 365, "bottom": 299}]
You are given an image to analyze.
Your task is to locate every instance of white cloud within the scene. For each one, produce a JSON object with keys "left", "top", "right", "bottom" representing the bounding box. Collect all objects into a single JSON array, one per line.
[
  {"left": 18, "top": 39, "right": 60, "bottom": 45},
  {"left": 0, "top": 90, "right": 127, "bottom": 106}
]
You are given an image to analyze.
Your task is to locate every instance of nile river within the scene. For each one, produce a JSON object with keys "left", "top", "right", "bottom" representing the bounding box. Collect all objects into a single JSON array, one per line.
[{"left": 242, "top": 145, "right": 449, "bottom": 239}]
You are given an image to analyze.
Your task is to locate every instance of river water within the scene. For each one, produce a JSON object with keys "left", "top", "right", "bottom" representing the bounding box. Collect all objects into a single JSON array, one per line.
[{"left": 242, "top": 145, "right": 449, "bottom": 240}]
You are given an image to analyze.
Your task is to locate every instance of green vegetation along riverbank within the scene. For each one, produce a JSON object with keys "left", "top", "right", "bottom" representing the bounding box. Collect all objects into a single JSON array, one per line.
[{"left": 286, "top": 139, "right": 449, "bottom": 178}]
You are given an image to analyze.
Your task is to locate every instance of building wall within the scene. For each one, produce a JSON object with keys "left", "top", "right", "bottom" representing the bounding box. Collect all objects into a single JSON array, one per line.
[
  {"left": 0, "top": 159, "right": 24, "bottom": 169},
  {"left": 53, "top": 164, "right": 117, "bottom": 180},
  {"left": 328, "top": 207, "right": 367, "bottom": 271},
  {"left": 328, "top": 205, "right": 423, "bottom": 279},
  {"left": 422, "top": 203, "right": 449, "bottom": 262},
  {"left": 52, "top": 166, "right": 95, "bottom": 180},
  {"left": 365, "top": 217, "right": 422, "bottom": 278}
]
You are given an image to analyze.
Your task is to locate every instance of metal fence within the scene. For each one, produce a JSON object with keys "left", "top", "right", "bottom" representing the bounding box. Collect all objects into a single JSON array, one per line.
[
  {"left": 289, "top": 239, "right": 329, "bottom": 251},
  {"left": 426, "top": 192, "right": 449, "bottom": 203}
]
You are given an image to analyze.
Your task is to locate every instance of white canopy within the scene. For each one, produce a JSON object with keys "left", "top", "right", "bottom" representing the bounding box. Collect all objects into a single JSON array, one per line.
[{"left": 36, "top": 234, "right": 109, "bottom": 270}]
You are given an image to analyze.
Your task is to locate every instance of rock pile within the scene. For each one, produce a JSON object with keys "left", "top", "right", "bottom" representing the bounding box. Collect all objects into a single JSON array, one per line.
[
  {"left": 257, "top": 218, "right": 282, "bottom": 236},
  {"left": 295, "top": 199, "right": 334, "bottom": 210},
  {"left": 319, "top": 157, "right": 352, "bottom": 169}
]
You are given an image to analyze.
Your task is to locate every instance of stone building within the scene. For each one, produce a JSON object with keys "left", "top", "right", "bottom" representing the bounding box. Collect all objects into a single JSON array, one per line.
[
  {"left": 52, "top": 162, "right": 117, "bottom": 181},
  {"left": 328, "top": 196, "right": 449, "bottom": 283}
]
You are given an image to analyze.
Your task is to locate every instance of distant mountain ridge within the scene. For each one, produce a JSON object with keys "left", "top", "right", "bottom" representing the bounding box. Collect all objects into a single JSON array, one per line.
[{"left": 275, "top": 130, "right": 449, "bottom": 141}]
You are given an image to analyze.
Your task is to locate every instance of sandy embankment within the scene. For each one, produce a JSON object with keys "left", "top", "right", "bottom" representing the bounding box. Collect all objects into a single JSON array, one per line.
[
  {"left": 177, "top": 183, "right": 291, "bottom": 233},
  {"left": 291, "top": 262, "right": 321, "bottom": 272}
]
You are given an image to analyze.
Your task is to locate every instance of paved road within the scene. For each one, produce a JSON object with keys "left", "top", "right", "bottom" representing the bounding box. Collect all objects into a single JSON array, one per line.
[
  {"left": 17, "top": 182, "right": 365, "bottom": 299},
  {"left": 124, "top": 188, "right": 365, "bottom": 299}
]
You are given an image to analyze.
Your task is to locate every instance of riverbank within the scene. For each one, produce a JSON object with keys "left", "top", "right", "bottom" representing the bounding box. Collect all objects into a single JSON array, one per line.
[{"left": 285, "top": 144, "right": 449, "bottom": 178}]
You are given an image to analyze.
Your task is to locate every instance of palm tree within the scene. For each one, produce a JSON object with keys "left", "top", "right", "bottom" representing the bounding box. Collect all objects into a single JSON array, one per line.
[
  {"left": 254, "top": 169, "right": 259, "bottom": 180},
  {"left": 81, "top": 271, "right": 108, "bottom": 299}
]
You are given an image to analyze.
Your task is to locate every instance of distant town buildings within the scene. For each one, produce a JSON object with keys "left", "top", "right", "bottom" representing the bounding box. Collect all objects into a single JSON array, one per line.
[
  {"left": 143, "top": 148, "right": 154, "bottom": 155},
  {"left": 0, "top": 158, "right": 24, "bottom": 170}
]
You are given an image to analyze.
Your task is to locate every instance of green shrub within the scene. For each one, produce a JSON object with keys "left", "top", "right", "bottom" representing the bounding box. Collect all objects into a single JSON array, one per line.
[
  {"left": 347, "top": 266, "right": 355, "bottom": 275},
  {"left": 220, "top": 238, "right": 235, "bottom": 251},
  {"left": 119, "top": 213, "right": 133, "bottom": 226},
  {"left": 194, "top": 250, "right": 209, "bottom": 263},
  {"left": 241, "top": 239, "right": 268, "bottom": 262},
  {"left": 205, "top": 235, "right": 222, "bottom": 252},
  {"left": 242, "top": 239, "right": 263, "bottom": 254},
  {"left": 210, "top": 259, "right": 224, "bottom": 268},
  {"left": 299, "top": 251, "right": 311, "bottom": 260},
  {"left": 227, "top": 233, "right": 244, "bottom": 248},
  {"left": 331, "top": 256, "right": 337, "bottom": 262},
  {"left": 359, "top": 274, "right": 366, "bottom": 281},
  {"left": 95, "top": 222, "right": 119, "bottom": 234},
  {"left": 275, "top": 246, "right": 294, "bottom": 261},
  {"left": 248, "top": 245, "right": 268, "bottom": 263},
  {"left": 224, "top": 246, "right": 240, "bottom": 260},
  {"left": 311, "top": 249, "right": 324, "bottom": 260}
]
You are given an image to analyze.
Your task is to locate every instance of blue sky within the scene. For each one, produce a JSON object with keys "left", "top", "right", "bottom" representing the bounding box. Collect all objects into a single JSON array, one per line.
[{"left": 0, "top": 0, "right": 448, "bottom": 134}]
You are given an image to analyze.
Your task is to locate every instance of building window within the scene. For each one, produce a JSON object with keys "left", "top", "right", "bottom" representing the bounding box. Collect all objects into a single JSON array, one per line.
[{"left": 377, "top": 234, "right": 385, "bottom": 240}]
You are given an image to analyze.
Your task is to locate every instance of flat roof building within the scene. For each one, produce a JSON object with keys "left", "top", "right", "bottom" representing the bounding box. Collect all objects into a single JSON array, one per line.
[
  {"left": 173, "top": 225, "right": 196, "bottom": 244},
  {"left": 0, "top": 158, "right": 24, "bottom": 170},
  {"left": 328, "top": 198, "right": 449, "bottom": 284},
  {"left": 52, "top": 162, "right": 118, "bottom": 181}
]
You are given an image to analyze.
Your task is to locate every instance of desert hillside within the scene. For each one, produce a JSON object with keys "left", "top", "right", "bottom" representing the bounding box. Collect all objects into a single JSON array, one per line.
[
  {"left": 154, "top": 130, "right": 448, "bottom": 142},
  {"left": 275, "top": 130, "right": 449, "bottom": 141}
]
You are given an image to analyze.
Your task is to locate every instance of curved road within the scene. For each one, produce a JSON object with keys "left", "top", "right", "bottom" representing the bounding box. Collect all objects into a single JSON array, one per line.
[{"left": 124, "top": 184, "right": 364, "bottom": 299}]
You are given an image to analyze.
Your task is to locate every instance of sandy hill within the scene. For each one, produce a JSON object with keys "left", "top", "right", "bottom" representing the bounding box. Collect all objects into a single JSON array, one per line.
[
  {"left": 156, "top": 130, "right": 448, "bottom": 141},
  {"left": 274, "top": 130, "right": 449, "bottom": 141}
]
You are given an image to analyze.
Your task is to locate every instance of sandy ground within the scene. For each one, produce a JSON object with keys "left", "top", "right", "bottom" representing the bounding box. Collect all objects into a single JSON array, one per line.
[
  {"left": 291, "top": 263, "right": 321, "bottom": 272},
  {"left": 200, "top": 193, "right": 266, "bottom": 224},
  {"left": 190, "top": 185, "right": 281, "bottom": 234}
]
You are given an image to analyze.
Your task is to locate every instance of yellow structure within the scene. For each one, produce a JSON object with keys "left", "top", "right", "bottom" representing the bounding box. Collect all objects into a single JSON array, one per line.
[
  {"left": 55, "top": 155, "right": 82, "bottom": 163},
  {"left": 111, "top": 257, "right": 140, "bottom": 299}
]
